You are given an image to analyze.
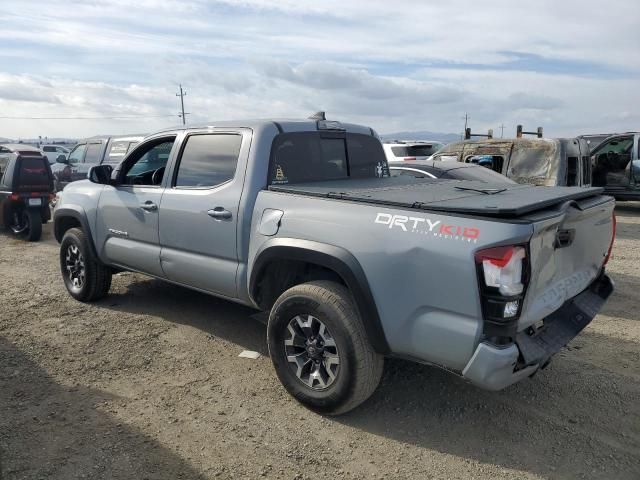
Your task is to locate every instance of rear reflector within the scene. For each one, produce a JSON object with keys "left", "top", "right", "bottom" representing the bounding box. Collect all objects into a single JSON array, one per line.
[{"left": 404, "top": 157, "right": 416, "bottom": 161}]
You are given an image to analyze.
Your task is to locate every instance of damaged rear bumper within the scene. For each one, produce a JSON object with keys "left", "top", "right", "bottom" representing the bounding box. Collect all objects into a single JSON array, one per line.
[{"left": 462, "top": 273, "right": 614, "bottom": 390}]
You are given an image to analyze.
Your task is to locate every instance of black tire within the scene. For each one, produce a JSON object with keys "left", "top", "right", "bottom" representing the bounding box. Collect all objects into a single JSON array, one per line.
[
  {"left": 60, "top": 227, "right": 112, "bottom": 302},
  {"left": 267, "top": 280, "right": 384, "bottom": 415},
  {"left": 25, "top": 210, "right": 42, "bottom": 242}
]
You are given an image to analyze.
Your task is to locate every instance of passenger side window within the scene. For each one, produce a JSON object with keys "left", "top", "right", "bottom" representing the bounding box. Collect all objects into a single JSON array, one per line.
[
  {"left": 122, "top": 138, "right": 175, "bottom": 186},
  {"left": 84, "top": 143, "right": 102, "bottom": 164},
  {"left": 67, "top": 144, "right": 86, "bottom": 164},
  {"left": 175, "top": 134, "right": 242, "bottom": 188}
]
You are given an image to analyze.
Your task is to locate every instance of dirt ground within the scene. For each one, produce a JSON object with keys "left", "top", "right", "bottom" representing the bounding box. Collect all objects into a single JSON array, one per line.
[{"left": 1, "top": 205, "right": 639, "bottom": 480}]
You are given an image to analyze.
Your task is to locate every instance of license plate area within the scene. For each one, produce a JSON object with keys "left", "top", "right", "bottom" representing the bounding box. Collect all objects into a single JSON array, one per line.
[
  {"left": 516, "top": 274, "right": 613, "bottom": 365},
  {"left": 28, "top": 198, "right": 42, "bottom": 206}
]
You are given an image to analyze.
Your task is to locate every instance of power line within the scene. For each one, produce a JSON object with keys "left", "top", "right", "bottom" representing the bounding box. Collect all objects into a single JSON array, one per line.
[
  {"left": 0, "top": 114, "right": 177, "bottom": 120},
  {"left": 176, "top": 84, "right": 190, "bottom": 125}
]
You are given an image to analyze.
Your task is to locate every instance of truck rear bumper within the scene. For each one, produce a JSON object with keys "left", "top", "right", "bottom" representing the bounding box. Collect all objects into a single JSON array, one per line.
[{"left": 462, "top": 273, "right": 614, "bottom": 390}]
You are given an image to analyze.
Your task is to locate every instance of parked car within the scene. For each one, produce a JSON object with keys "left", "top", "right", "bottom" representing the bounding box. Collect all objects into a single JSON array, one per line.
[
  {"left": 0, "top": 144, "right": 15, "bottom": 174},
  {"left": 590, "top": 132, "right": 640, "bottom": 201},
  {"left": 54, "top": 117, "right": 614, "bottom": 415},
  {"left": 51, "top": 134, "right": 144, "bottom": 191},
  {"left": 41, "top": 145, "right": 71, "bottom": 164},
  {"left": 432, "top": 137, "right": 592, "bottom": 187},
  {"left": 389, "top": 160, "right": 517, "bottom": 183},
  {"left": 383, "top": 140, "right": 444, "bottom": 162},
  {"left": 0, "top": 144, "right": 54, "bottom": 241}
]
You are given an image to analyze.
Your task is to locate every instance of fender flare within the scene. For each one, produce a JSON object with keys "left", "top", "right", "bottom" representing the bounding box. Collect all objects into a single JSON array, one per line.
[
  {"left": 249, "top": 238, "right": 390, "bottom": 354},
  {"left": 53, "top": 207, "right": 100, "bottom": 260}
]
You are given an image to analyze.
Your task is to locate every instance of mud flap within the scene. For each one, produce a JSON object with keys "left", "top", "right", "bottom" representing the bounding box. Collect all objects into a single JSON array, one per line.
[{"left": 516, "top": 273, "right": 614, "bottom": 366}]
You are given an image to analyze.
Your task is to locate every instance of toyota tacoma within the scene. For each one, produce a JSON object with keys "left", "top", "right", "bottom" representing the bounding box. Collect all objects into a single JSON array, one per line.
[{"left": 53, "top": 116, "right": 615, "bottom": 414}]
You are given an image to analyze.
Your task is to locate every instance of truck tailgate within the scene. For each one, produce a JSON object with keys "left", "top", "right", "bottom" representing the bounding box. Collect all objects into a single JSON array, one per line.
[{"left": 518, "top": 195, "right": 615, "bottom": 329}]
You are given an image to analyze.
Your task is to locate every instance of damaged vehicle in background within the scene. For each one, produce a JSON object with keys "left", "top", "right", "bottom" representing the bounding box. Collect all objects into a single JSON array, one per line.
[
  {"left": 0, "top": 144, "right": 54, "bottom": 241},
  {"left": 432, "top": 126, "right": 592, "bottom": 187},
  {"left": 590, "top": 132, "right": 640, "bottom": 201},
  {"left": 51, "top": 134, "right": 143, "bottom": 191}
]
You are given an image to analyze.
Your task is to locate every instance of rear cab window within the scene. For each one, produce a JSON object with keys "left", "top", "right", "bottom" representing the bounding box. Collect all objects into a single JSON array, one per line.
[{"left": 269, "top": 132, "right": 388, "bottom": 185}]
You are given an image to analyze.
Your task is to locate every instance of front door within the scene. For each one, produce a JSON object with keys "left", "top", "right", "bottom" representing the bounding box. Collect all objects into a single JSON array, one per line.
[
  {"left": 95, "top": 136, "right": 176, "bottom": 276},
  {"left": 159, "top": 131, "right": 246, "bottom": 298}
]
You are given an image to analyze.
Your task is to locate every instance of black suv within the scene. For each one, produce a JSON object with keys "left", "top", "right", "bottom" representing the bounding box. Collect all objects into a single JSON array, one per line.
[{"left": 0, "top": 144, "right": 54, "bottom": 241}]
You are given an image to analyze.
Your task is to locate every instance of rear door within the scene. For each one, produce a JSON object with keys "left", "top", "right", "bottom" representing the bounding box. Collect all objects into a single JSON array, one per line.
[
  {"left": 95, "top": 135, "right": 177, "bottom": 276},
  {"left": 158, "top": 130, "right": 248, "bottom": 298}
]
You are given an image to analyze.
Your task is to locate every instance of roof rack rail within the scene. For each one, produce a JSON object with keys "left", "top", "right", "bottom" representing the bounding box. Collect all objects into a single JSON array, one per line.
[
  {"left": 308, "top": 111, "right": 326, "bottom": 121},
  {"left": 464, "top": 128, "right": 493, "bottom": 140},
  {"left": 516, "top": 125, "right": 543, "bottom": 138}
]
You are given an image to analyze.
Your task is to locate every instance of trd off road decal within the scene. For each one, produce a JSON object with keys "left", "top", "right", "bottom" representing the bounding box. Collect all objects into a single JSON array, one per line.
[{"left": 374, "top": 212, "right": 480, "bottom": 243}]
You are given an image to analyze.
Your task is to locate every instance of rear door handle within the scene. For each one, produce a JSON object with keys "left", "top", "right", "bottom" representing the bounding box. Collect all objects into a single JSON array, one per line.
[
  {"left": 207, "top": 207, "right": 232, "bottom": 220},
  {"left": 140, "top": 201, "right": 158, "bottom": 212}
]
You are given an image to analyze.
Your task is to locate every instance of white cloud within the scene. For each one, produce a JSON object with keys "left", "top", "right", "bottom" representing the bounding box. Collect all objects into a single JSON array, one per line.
[{"left": 0, "top": 0, "right": 638, "bottom": 138}]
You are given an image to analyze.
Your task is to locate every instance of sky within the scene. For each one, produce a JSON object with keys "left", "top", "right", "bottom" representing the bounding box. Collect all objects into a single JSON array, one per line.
[{"left": 0, "top": 0, "right": 638, "bottom": 139}]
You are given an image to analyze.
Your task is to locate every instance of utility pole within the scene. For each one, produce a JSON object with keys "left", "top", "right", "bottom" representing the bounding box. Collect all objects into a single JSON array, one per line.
[
  {"left": 461, "top": 113, "right": 469, "bottom": 140},
  {"left": 499, "top": 123, "right": 505, "bottom": 138},
  {"left": 176, "top": 84, "right": 189, "bottom": 125}
]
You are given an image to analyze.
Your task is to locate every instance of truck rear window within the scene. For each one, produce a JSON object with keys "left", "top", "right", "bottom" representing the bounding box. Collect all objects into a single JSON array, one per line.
[
  {"left": 269, "top": 132, "right": 388, "bottom": 185},
  {"left": 18, "top": 157, "right": 51, "bottom": 189}
]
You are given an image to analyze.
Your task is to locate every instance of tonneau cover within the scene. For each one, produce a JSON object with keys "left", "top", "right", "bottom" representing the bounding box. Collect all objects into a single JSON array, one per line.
[{"left": 269, "top": 177, "right": 604, "bottom": 217}]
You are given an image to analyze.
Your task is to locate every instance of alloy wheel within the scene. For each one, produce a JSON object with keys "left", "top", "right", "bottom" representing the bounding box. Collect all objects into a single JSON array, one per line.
[{"left": 284, "top": 314, "right": 340, "bottom": 390}]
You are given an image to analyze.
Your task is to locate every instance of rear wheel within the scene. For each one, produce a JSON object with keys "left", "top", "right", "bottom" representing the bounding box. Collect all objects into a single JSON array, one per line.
[
  {"left": 60, "top": 227, "right": 112, "bottom": 302},
  {"left": 9, "top": 208, "right": 42, "bottom": 241},
  {"left": 267, "top": 280, "right": 384, "bottom": 415}
]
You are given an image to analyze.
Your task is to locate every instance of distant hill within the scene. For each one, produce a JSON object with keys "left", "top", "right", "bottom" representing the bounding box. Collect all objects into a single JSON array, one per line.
[{"left": 381, "top": 131, "right": 461, "bottom": 144}]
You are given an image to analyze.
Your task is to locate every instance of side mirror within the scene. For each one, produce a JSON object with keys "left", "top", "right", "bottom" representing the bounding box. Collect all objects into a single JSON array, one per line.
[
  {"left": 88, "top": 164, "right": 113, "bottom": 185},
  {"left": 56, "top": 155, "right": 68, "bottom": 164}
]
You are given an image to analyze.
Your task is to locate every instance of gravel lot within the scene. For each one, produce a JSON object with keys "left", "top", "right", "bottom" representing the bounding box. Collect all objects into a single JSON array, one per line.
[{"left": 1, "top": 205, "right": 639, "bottom": 480}]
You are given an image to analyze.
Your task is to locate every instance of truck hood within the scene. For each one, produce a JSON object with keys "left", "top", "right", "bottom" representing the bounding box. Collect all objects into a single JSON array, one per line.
[{"left": 269, "top": 177, "right": 605, "bottom": 218}]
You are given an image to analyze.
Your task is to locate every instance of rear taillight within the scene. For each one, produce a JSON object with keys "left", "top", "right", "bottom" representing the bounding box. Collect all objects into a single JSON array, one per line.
[
  {"left": 604, "top": 212, "right": 616, "bottom": 266},
  {"left": 475, "top": 245, "right": 526, "bottom": 296},
  {"left": 475, "top": 245, "right": 529, "bottom": 338},
  {"left": 9, "top": 194, "right": 19, "bottom": 201}
]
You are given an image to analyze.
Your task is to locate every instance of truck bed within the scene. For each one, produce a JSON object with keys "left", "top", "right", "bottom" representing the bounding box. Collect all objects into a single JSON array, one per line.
[{"left": 269, "top": 177, "right": 605, "bottom": 218}]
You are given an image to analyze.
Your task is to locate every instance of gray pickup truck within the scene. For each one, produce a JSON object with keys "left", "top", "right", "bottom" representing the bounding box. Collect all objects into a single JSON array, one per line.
[{"left": 53, "top": 118, "right": 615, "bottom": 415}]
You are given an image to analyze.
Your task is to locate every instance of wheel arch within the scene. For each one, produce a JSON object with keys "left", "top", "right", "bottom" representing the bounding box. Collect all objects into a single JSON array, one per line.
[
  {"left": 54, "top": 208, "right": 100, "bottom": 259},
  {"left": 249, "top": 238, "right": 390, "bottom": 354}
]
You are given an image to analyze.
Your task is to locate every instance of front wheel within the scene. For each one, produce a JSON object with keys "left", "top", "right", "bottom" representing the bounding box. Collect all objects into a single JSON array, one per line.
[
  {"left": 267, "top": 280, "right": 384, "bottom": 415},
  {"left": 60, "top": 227, "right": 112, "bottom": 302}
]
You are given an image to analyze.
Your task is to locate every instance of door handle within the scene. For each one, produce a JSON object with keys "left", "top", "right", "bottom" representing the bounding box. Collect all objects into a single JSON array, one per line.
[
  {"left": 140, "top": 201, "right": 158, "bottom": 212},
  {"left": 207, "top": 207, "right": 232, "bottom": 220}
]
